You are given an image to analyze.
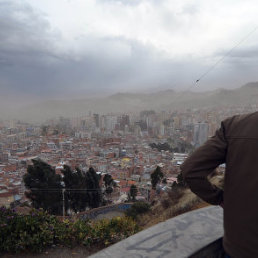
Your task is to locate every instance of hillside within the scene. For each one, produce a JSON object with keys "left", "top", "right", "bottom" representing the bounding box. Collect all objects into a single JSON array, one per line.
[
  {"left": 136, "top": 170, "right": 224, "bottom": 229},
  {"left": 4, "top": 82, "right": 258, "bottom": 122}
]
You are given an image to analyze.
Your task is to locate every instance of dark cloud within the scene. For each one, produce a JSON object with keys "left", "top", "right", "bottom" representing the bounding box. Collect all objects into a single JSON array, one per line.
[
  {"left": 221, "top": 46, "right": 258, "bottom": 59},
  {"left": 0, "top": 2, "right": 54, "bottom": 52},
  {"left": 211, "top": 46, "right": 258, "bottom": 85},
  {"left": 0, "top": 1, "right": 63, "bottom": 96},
  {"left": 0, "top": 1, "right": 198, "bottom": 100},
  {"left": 1, "top": 0, "right": 258, "bottom": 107}
]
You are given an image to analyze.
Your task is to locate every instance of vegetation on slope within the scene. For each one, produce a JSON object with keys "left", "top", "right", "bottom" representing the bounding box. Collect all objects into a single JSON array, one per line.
[
  {"left": 0, "top": 207, "right": 138, "bottom": 255},
  {"left": 135, "top": 188, "right": 206, "bottom": 229},
  {"left": 134, "top": 170, "right": 224, "bottom": 230},
  {"left": 2, "top": 169, "right": 224, "bottom": 255}
]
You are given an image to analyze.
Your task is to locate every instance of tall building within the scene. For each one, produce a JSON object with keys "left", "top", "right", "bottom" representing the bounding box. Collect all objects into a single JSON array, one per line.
[
  {"left": 104, "top": 115, "right": 117, "bottom": 131},
  {"left": 173, "top": 116, "right": 180, "bottom": 129},
  {"left": 93, "top": 114, "right": 100, "bottom": 128},
  {"left": 159, "top": 124, "right": 165, "bottom": 136},
  {"left": 118, "top": 115, "right": 130, "bottom": 130},
  {"left": 193, "top": 122, "right": 209, "bottom": 147}
]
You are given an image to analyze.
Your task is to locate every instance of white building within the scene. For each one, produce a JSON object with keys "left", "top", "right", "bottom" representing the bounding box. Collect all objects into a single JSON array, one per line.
[{"left": 172, "top": 153, "right": 188, "bottom": 166}]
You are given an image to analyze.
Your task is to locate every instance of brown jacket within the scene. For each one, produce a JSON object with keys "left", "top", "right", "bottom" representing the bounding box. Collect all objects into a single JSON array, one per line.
[{"left": 181, "top": 112, "right": 258, "bottom": 258}]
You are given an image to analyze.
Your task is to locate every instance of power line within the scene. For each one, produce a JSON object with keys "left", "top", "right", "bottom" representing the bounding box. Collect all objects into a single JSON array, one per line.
[
  {"left": 195, "top": 26, "right": 258, "bottom": 84},
  {"left": 28, "top": 188, "right": 102, "bottom": 192},
  {"left": 174, "top": 26, "right": 258, "bottom": 104}
]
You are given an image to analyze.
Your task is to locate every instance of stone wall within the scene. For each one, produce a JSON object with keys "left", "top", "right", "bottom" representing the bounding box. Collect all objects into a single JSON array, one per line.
[{"left": 90, "top": 206, "right": 224, "bottom": 258}]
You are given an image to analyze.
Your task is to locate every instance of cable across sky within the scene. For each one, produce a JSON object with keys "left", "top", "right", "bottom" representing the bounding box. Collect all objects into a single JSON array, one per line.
[{"left": 195, "top": 26, "right": 258, "bottom": 85}]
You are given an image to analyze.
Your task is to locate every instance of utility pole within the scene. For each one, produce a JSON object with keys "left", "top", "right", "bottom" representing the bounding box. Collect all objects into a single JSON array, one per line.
[{"left": 62, "top": 189, "right": 65, "bottom": 218}]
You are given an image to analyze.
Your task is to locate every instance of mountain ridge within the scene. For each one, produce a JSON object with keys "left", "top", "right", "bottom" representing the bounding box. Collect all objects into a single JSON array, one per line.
[{"left": 2, "top": 82, "right": 258, "bottom": 122}]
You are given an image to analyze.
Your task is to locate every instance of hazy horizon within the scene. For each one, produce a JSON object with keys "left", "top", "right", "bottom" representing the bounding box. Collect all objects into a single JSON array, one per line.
[
  {"left": 1, "top": 81, "right": 258, "bottom": 123},
  {"left": 0, "top": 80, "right": 254, "bottom": 109}
]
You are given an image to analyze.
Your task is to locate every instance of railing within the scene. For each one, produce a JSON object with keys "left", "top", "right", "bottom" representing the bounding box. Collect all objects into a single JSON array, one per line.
[{"left": 90, "top": 206, "right": 224, "bottom": 258}]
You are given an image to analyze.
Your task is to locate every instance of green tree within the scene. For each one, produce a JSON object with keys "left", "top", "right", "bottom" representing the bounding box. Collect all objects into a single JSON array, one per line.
[
  {"left": 130, "top": 184, "right": 138, "bottom": 201},
  {"left": 103, "top": 174, "right": 116, "bottom": 196},
  {"left": 172, "top": 172, "right": 187, "bottom": 188},
  {"left": 162, "top": 178, "right": 167, "bottom": 184},
  {"left": 85, "top": 167, "right": 102, "bottom": 208},
  {"left": 125, "top": 201, "right": 150, "bottom": 219},
  {"left": 105, "top": 186, "right": 113, "bottom": 195},
  {"left": 151, "top": 166, "right": 164, "bottom": 189},
  {"left": 103, "top": 174, "right": 113, "bottom": 188},
  {"left": 62, "top": 165, "right": 88, "bottom": 213},
  {"left": 23, "top": 159, "right": 63, "bottom": 215}
]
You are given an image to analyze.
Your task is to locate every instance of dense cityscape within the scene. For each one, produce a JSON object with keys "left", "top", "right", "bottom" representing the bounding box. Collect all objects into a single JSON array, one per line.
[{"left": 1, "top": 104, "right": 256, "bottom": 209}]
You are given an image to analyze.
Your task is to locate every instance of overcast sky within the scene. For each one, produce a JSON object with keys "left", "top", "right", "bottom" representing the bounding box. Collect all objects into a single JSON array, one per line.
[{"left": 1, "top": 0, "right": 258, "bottom": 103}]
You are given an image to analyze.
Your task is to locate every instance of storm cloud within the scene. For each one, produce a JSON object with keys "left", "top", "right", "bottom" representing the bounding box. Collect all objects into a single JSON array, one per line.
[{"left": 1, "top": 0, "right": 258, "bottom": 105}]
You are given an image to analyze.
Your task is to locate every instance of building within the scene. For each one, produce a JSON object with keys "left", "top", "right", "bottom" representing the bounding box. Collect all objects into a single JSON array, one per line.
[{"left": 193, "top": 122, "right": 209, "bottom": 147}]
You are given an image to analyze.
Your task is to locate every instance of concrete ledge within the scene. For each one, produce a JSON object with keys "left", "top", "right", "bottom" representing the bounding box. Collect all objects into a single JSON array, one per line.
[{"left": 90, "top": 206, "right": 223, "bottom": 258}]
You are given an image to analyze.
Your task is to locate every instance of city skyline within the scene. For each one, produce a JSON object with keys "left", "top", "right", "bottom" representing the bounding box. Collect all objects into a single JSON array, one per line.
[{"left": 0, "top": 103, "right": 249, "bottom": 209}]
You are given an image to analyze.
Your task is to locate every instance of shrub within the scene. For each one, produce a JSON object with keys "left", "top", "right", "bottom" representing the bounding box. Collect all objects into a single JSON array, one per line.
[
  {"left": 0, "top": 206, "right": 139, "bottom": 254},
  {"left": 161, "top": 199, "right": 170, "bottom": 209},
  {"left": 0, "top": 207, "right": 58, "bottom": 252},
  {"left": 89, "top": 217, "right": 139, "bottom": 247},
  {"left": 167, "top": 187, "right": 184, "bottom": 204},
  {"left": 125, "top": 202, "right": 151, "bottom": 219}
]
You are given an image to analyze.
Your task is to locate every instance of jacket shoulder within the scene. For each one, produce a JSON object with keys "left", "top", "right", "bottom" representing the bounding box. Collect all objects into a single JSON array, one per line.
[{"left": 222, "top": 112, "right": 258, "bottom": 138}]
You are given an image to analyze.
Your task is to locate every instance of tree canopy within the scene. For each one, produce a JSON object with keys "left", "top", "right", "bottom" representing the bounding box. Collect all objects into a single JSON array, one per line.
[
  {"left": 23, "top": 159, "right": 63, "bottom": 215},
  {"left": 103, "top": 174, "right": 117, "bottom": 196},
  {"left": 62, "top": 165, "right": 88, "bottom": 213},
  {"left": 23, "top": 159, "right": 103, "bottom": 215},
  {"left": 172, "top": 172, "right": 187, "bottom": 188},
  {"left": 151, "top": 166, "right": 164, "bottom": 189},
  {"left": 130, "top": 184, "right": 138, "bottom": 201},
  {"left": 84, "top": 167, "right": 102, "bottom": 208}
]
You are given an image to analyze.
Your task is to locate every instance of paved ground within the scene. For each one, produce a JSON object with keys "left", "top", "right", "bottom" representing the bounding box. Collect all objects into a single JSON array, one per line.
[{"left": 94, "top": 211, "right": 124, "bottom": 220}]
